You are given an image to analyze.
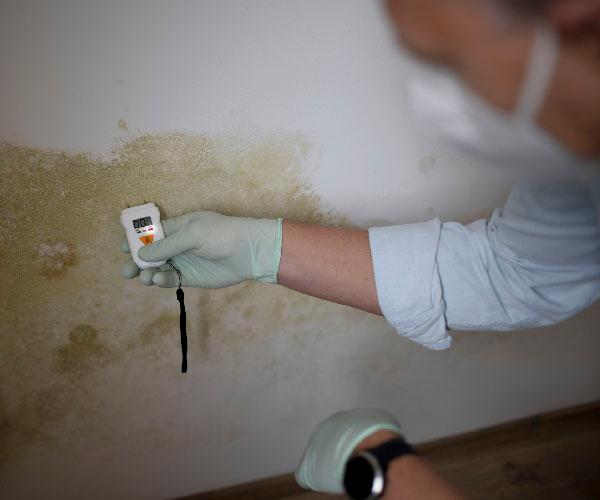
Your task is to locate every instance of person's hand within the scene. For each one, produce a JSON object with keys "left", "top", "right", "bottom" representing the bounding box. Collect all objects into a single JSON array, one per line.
[
  {"left": 295, "top": 408, "right": 403, "bottom": 493},
  {"left": 121, "top": 211, "right": 282, "bottom": 288}
]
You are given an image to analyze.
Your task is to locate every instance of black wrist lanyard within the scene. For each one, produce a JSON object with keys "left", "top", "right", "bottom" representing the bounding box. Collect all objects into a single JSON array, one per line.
[{"left": 167, "top": 259, "right": 187, "bottom": 373}]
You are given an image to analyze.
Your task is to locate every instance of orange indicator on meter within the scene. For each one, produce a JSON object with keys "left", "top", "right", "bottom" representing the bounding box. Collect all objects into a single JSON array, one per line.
[{"left": 139, "top": 234, "right": 155, "bottom": 245}]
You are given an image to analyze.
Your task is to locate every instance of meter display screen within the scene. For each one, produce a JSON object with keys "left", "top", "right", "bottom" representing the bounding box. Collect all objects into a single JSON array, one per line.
[{"left": 133, "top": 216, "right": 153, "bottom": 229}]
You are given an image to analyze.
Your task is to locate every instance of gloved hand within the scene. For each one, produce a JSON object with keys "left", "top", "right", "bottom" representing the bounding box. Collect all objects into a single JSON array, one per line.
[
  {"left": 295, "top": 408, "right": 403, "bottom": 493},
  {"left": 121, "top": 211, "right": 283, "bottom": 288}
]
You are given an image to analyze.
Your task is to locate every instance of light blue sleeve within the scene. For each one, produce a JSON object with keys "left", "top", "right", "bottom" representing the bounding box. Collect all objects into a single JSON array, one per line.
[{"left": 368, "top": 180, "right": 600, "bottom": 350}]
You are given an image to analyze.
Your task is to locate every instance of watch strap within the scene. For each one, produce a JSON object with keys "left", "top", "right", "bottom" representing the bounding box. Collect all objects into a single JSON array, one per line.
[
  {"left": 367, "top": 437, "right": 417, "bottom": 475},
  {"left": 344, "top": 437, "right": 417, "bottom": 500}
]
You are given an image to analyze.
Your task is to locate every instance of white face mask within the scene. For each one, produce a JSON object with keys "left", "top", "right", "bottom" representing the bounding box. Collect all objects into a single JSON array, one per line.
[{"left": 404, "top": 25, "right": 599, "bottom": 179}]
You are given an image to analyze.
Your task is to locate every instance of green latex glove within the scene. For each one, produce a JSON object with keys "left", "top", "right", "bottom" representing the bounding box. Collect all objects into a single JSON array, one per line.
[
  {"left": 295, "top": 408, "right": 403, "bottom": 494},
  {"left": 121, "top": 211, "right": 283, "bottom": 288}
]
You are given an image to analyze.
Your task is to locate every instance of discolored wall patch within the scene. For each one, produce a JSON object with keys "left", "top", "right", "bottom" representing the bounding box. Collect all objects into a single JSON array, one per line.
[
  {"left": 38, "top": 241, "right": 78, "bottom": 278},
  {"left": 55, "top": 324, "right": 113, "bottom": 377},
  {"left": 0, "top": 131, "right": 362, "bottom": 473}
]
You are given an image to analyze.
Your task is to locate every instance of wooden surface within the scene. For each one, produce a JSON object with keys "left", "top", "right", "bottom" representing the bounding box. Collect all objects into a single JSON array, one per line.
[
  {"left": 420, "top": 401, "right": 600, "bottom": 499},
  {"left": 178, "top": 401, "right": 600, "bottom": 500}
]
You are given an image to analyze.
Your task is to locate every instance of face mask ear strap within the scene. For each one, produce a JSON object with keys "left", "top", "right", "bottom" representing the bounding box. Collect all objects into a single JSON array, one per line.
[{"left": 514, "top": 24, "right": 559, "bottom": 122}]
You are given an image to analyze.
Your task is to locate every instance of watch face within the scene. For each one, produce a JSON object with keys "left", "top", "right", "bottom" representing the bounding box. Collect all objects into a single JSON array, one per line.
[{"left": 344, "top": 456, "right": 376, "bottom": 500}]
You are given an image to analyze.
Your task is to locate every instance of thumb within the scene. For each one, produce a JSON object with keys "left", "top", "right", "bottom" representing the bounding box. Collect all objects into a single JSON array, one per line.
[{"left": 138, "top": 229, "right": 196, "bottom": 262}]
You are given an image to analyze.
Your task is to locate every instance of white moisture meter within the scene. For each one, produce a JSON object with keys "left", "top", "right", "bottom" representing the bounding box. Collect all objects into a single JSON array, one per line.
[{"left": 121, "top": 203, "right": 167, "bottom": 269}]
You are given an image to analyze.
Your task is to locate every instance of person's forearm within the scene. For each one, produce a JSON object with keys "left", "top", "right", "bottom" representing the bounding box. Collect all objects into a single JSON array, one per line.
[
  {"left": 384, "top": 455, "right": 466, "bottom": 500},
  {"left": 277, "top": 221, "right": 382, "bottom": 315},
  {"left": 356, "top": 431, "right": 466, "bottom": 500}
]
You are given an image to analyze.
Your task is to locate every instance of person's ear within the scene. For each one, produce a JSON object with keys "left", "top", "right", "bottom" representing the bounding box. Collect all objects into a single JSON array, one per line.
[{"left": 547, "top": 0, "right": 600, "bottom": 34}]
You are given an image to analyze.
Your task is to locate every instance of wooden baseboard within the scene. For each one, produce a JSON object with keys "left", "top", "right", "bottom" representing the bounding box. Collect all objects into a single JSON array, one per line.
[{"left": 177, "top": 400, "right": 600, "bottom": 500}]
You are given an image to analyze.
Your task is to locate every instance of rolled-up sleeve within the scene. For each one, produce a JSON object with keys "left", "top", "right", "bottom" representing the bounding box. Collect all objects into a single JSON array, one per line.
[
  {"left": 369, "top": 180, "right": 600, "bottom": 350},
  {"left": 369, "top": 219, "right": 450, "bottom": 350}
]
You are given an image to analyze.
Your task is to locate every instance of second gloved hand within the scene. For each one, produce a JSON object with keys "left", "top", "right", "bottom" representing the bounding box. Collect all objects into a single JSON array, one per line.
[
  {"left": 122, "top": 211, "right": 283, "bottom": 288},
  {"left": 295, "top": 408, "right": 403, "bottom": 494}
]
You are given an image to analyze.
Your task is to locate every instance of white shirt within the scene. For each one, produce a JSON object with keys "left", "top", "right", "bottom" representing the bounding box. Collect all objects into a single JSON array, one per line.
[{"left": 368, "top": 180, "right": 600, "bottom": 350}]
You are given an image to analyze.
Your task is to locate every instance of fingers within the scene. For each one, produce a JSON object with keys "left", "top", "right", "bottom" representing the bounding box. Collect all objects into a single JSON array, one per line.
[
  {"left": 150, "top": 270, "right": 186, "bottom": 288},
  {"left": 122, "top": 258, "right": 140, "bottom": 279},
  {"left": 123, "top": 210, "right": 203, "bottom": 252},
  {"left": 138, "top": 230, "right": 196, "bottom": 262},
  {"left": 121, "top": 239, "right": 131, "bottom": 254},
  {"left": 162, "top": 212, "right": 199, "bottom": 236},
  {"left": 140, "top": 268, "right": 159, "bottom": 286},
  {"left": 123, "top": 259, "right": 177, "bottom": 287}
]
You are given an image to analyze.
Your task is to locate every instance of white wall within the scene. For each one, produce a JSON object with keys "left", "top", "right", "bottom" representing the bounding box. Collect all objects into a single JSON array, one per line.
[{"left": 1, "top": 1, "right": 598, "bottom": 499}]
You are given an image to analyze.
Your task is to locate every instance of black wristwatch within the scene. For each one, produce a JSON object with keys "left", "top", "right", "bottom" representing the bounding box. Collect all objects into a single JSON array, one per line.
[{"left": 343, "top": 437, "right": 416, "bottom": 500}]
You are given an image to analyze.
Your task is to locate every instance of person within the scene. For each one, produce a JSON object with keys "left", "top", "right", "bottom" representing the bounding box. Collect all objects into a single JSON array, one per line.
[{"left": 121, "top": 0, "right": 600, "bottom": 497}]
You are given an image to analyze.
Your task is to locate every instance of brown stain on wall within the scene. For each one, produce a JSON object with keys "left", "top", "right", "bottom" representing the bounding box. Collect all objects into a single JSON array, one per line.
[
  {"left": 55, "top": 324, "right": 113, "bottom": 377},
  {"left": 127, "top": 313, "right": 181, "bottom": 361},
  {"left": 0, "top": 132, "right": 356, "bottom": 470},
  {"left": 138, "top": 314, "right": 179, "bottom": 348},
  {"left": 37, "top": 241, "right": 78, "bottom": 278},
  {"left": 0, "top": 385, "right": 61, "bottom": 464}
]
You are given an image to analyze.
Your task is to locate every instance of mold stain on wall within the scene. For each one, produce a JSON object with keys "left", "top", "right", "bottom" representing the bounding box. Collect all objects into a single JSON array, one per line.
[
  {"left": 55, "top": 324, "right": 113, "bottom": 377},
  {"left": 117, "top": 119, "right": 128, "bottom": 133},
  {"left": 0, "top": 132, "right": 373, "bottom": 472}
]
